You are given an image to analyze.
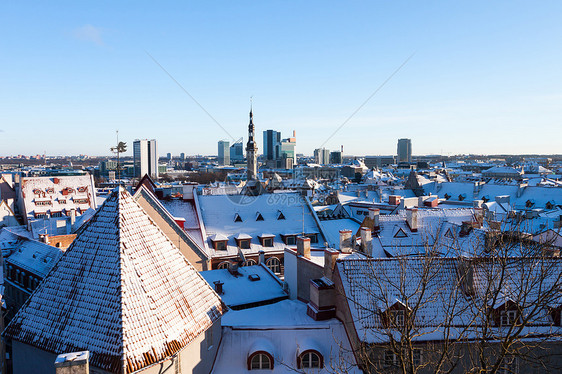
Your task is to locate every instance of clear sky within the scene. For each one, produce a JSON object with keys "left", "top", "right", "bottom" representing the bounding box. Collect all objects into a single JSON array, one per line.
[{"left": 1, "top": 1, "right": 561, "bottom": 157}]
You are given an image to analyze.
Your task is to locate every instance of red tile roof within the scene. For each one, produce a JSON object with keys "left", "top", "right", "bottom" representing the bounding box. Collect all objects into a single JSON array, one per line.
[{"left": 4, "top": 187, "right": 223, "bottom": 373}]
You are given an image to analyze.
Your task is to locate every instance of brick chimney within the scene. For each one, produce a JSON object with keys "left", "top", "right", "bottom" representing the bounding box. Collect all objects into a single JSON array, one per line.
[
  {"left": 360, "top": 227, "right": 372, "bottom": 256},
  {"left": 213, "top": 281, "right": 224, "bottom": 295},
  {"left": 297, "top": 236, "right": 311, "bottom": 259},
  {"left": 368, "top": 208, "right": 380, "bottom": 231},
  {"left": 339, "top": 230, "right": 353, "bottom": 253},
  {"left": 258, "top": 250, "right": 265, "bottom": 264},
  {"left": 324, "top": 248, "right": 339, "bottom": 278},
  {"left": 406, "top": 208, "right": 418, "bottom": 232},
  {"left": 307, "top": 277, "right": 336, "bottom": 321},
  {"left": 55, "top": 351, "right": 89, "bottom": 374}
]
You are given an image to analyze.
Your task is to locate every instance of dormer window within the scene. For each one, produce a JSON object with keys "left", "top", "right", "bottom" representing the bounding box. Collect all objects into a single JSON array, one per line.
[
  {"left": 248, "top": 352, "right": 273, "bottom": 370},
  {"left": 281, "top": 234, "right": 297, "bottom": 245},
  {"left": 500, "top": 310, "right": 519, "bottom": 326},
  {"left": 297, "top": 350, "right": 323, "bottom": 369},
  {"left": 458, "top": 193, "right": 466, "bottom": 201},
  {"left": 390, "top": 310, "right": 405, "bottom": 327},
  {"left": 546, "top": 201, "right": 555, "bottom": 210},
  {"left": 444, "top": 228, "right": 454, "bottom": 239},
  {"left": 277, "top": 211, "right": 285, "bottom": 220},
  {"left": 256, "top": 212, "right": 264, "bottom": 221},
  {"left": 525, "top": 199, "right": 535, "bottom": 208},
  {"left": 259, "top": 234, "right": 275, "bottom": 247},
  {"left": 394, "top": 228, "right": 408, "bottom": 238},
  {"left": 493, "top": 299, "right": 521, "bottom": 327},
  {"left": 210, "top": 234, "right": 229, "bottom": 251},
  {"left": 381, "top": 301, "right": 409, "bottom": 329},
  {"left": 444, "top": 193, "right": 451, "bottom": 200},
  {"left": 235, "top": 234, "right": 252, "bottom": 249},
  {"left": 234, "top": 213, "right": 243, "bottom": 223}
]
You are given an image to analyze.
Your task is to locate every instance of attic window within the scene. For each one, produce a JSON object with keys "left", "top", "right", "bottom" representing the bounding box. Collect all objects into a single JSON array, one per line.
[
  {"left": 500, "top": 310, "right": 519, "bottom": 326},
  {"left": 277, "top": 211, "right": 285, "bottom": 220},
  {"left": 238, "top": 239, "right": 251, "bottom": 249},
  {"left": 526, "top": 200, "right": 535, "bottom": 208},
  {"left": 445, "top": 228, "right": 454, "bottom": 239},
  {"left": 444, "top": 193, "right": 451, "bottom": 200},
  {"left": 256, "top": 212, "right": 264, "bottom": 221},
  {"left": 546, "top": 201, "right": 554, "bottom": 210},
  {"left": 394, "top": 228, "right": 408, "bottom": 238},
  {"left": 234, "top": 213, "right": 243, "bottom": 223},
  {"left": 458, "top": 194, "right": 466, "bottom": 201}
]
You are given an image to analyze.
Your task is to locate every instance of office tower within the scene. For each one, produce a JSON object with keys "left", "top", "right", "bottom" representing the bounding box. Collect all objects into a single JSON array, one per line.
[
  {"left": 218, "top": 140, "right": 230, "bottom": 166},
  {"left": 330, "top": 151, "right": 342, "bottom": 164},
  {"left": 230, "top": 138, "right": 244, "bottom": 163},
  {"left": 180, "top": 153, "right": 185, "bottom": 161},
  {"left": 263, "top": 130, "right": 281, "bottom": 161},
  {"left": 397, "top": 138, "right": 412, "bottom": 163},
  {"left": 166, "top": 152, "right": 172, "bottom": 161},
  {"left": 133, "top": 139, "right": 158, "bottom": 178},
  {"left": 280, "top": 131, "right": 297, "bottom": 169},
  {"left": 314, "top": 148, "right": 330, "bottom": 165},
  {"left": 246, "top": 109, "right": 258, "bottom": 179}
]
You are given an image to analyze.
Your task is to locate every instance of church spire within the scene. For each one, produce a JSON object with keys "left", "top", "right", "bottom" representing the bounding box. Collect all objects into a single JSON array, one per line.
[{"left": 246, "top": 104, "right": 258, "bottom": 180}]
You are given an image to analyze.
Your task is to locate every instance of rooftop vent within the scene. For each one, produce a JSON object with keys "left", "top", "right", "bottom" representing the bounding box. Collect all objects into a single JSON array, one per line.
[
  {"left": 213, "top": 281, "right": 224, "bottom": 294},
  {"left": 248, "top": 274, "right": 261, "bottom": 282}
]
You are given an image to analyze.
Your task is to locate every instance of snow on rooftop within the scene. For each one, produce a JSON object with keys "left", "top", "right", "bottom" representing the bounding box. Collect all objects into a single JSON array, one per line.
[
  {"left": 201, "top": 265, "right": 287, "bottom": 309},
  {"left": 213, "top": 299, "right": 360, "bottom": 373},
  {"left": 4, "top": 187, "right": 223, "bottom": 373}
]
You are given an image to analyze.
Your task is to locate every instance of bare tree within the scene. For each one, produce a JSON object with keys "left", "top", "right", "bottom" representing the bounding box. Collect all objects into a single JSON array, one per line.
[{"left": 333, "top": 220, "right": 562, "bottom": 374}]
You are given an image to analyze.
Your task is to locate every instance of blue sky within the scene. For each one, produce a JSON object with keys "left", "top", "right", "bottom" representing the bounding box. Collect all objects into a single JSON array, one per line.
[{"left": 1, "top": 1, "right": 561, "bottom": 157}]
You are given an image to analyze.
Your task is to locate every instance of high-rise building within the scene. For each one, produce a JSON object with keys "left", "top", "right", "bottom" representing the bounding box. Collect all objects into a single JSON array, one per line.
[
  {"left": 397, "top": 138, "right": 412, "bottom": 163},
  {"left": 329, "top": 151, "right": 342, "bottom": 164},
  {"left": 133, "top": 139, "right": 158, "bottom": 178},
  {"left": 230, "top": 138, "right": 244, "bottom": 163},
  {"left": 180, "top": 153, "right": 185, "bottom": 161},
  {"left": 263, "top": 130, "right": 281, "bottom": 161},
  {"left": 166, "top": 152, "right": 172, "bottom": 161},
  {"left": 218, "top": 140, "right": 230, "bottom": 166},
  {"left": 280, "top": 131, "right": 297, "bottom": 168},
  {"left": 314, "top": 148, "right": 330, "bottom": 165},
  {"left": 246, "top": 110, "right": 258, "bottom": 180}
]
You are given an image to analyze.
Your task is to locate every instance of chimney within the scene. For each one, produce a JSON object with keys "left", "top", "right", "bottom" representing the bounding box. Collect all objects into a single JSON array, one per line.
[
  {"left": 456, "top": 258, "right": 475, "bottom": 296},
  {"left": 473, "top": 199, "right": 483, "bottom": 209},
  {"left": 324, "top": 248, "right": 339, "bottom": 278},
  {"left": 474, "top": 208, "right": 484, "bottom": 227},
  {"left": 39, "top": 234, "right": 49, "bottom": 244},
  {"left": 406, "top": 208, "right": 418, "bottom": 232},
  {"left": 70, "top": 208, "right": 76, "bottom": 227},
  {"left": 228, "top": 261, "right": 240, "bottom": 276},
  {"left": 339, "top": 230, "right": 353, "bottom": 253},
  {"left": 213, "top": 281, "right": 224, "bottom": 295},
  {"left": 307, "top": 277, "right": 336, "bottom": 321},
  {"left": 55, "top": 351, "right": 90, "bottom": 374},
  {"left": 368, "top": 208, "right": 380, "bottom": 230},
  {"left": 258, "top": 250, "right": 265, "bottom": 264},
  {"left": 389, "top": 195, "right": 401, "bottom": 205},
  {"left": 360, "top": 227, "right": 372, "bottom": 256},
  {"left": 297, "top": 236, "right": 311, "bottom": 259}
]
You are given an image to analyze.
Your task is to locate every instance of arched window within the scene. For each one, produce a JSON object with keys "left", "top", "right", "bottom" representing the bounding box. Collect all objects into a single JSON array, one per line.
[
  {"left": 298, "top": 350, "right": 323, "bottom": 369},
  {"left": 217, "top": 261, "right": 230, "bottom": 270},
  {"left": 248, "top": 352, "right": 273, "bottom": 370},
  {"left": 266, "top": 257, "right": 281, "bottom": 274},
  {"left": 243, "top": 259, "right": 257, "bottom": 267}
]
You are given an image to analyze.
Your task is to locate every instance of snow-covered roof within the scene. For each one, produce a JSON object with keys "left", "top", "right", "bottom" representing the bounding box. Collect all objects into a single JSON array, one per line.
[
  {"left": 5, "top": 238, "right": 63, "bottom": 278},
  {"left": 197, "top": 193, "right": 325, "bottom": 257},
  {"left": 319, "top": 218, "right": 361, "bottom": 249},
  {"left": 4, "top": 187, "right": 223, "bottom": 373},
  {"left": 201, "top": 265, "right": 288, "bottom": 309},
  {"left": 337, "top": 257, "right": 562, "bottom": 344},
  {"left": 212, "top": 300, "right": 360, "bottom": 373},
  {"left": 19, "top": 175, "right": 97, "bottom": 223}
]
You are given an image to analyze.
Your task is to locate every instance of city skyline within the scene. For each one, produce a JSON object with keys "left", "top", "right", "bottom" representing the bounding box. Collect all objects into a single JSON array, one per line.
[{"left": 1, "top": 1, "right": 561, "bottom": 156}]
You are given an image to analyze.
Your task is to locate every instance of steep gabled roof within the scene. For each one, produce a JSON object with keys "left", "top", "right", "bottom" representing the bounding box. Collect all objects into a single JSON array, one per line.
[{"left": 4, "top": 187, "right": 223, "bottom": 373}]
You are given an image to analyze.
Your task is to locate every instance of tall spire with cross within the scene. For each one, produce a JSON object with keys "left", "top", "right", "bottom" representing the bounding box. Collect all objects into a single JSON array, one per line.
[{"left": 246, "top": 101, "right": 258, "bottom": 180}]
